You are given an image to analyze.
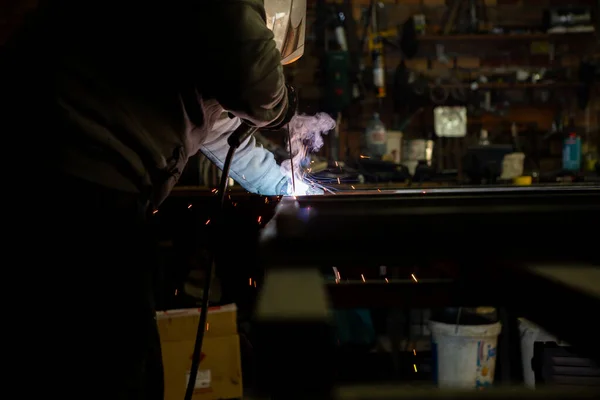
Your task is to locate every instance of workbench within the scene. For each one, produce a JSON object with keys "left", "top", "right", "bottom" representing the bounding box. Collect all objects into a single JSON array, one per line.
[{"left": 252, "top": 184, "right": 600, "bottom": 399}]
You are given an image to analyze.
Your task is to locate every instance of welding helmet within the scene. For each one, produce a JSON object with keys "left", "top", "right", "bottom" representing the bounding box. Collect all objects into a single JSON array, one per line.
[{"left": 264, "top": 0, "right": 306, "bottom": 65}]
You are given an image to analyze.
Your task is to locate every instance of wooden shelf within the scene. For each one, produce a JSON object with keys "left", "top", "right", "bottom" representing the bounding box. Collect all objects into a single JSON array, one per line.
[
  {"left": 429, "top": 82, "right": 581, "bottom": 89},
  {"left": 418, "top": 32, "right": 595, "bottom": 41}
]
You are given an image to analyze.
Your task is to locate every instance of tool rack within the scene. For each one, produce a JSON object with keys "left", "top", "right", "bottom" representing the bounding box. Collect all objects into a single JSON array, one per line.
[{"left": 252, "top": 185, "right": 600, "bottom": 399}]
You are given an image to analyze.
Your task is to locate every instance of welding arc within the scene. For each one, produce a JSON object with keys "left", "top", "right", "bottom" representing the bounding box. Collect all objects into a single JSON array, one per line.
[{"left": 185, "top": 123, "right": 256, "bottom": 400}]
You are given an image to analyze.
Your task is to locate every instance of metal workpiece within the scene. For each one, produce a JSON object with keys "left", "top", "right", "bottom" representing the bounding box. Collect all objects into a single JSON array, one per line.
[
  {"left": 332, "top": 386, "right": 600, "bottom": 399},
  {"left": 245, "top": 386, "right": 600, "bottom": 400},
  {"left": 253, "top": 267, "right": 335, "bottom": 398},
  {"left": 255, "top": 185, "right": 600, "bottom": 372},
  {"left": 261, "top": 185, "right": 600, "bottom": 266}
]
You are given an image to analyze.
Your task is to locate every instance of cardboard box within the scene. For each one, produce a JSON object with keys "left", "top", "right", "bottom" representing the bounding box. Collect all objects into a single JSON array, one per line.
[{"left": 157, "top": 304, "right": 242, "bottom": 400}]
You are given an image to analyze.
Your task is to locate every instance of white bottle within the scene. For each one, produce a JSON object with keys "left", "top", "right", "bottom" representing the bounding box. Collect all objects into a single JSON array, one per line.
[
  {"left": 479, "top": 129, "right": 490, "bottom": 146},
  {"left": 365, "top": 113, "right": 387, "bottom": 158}
]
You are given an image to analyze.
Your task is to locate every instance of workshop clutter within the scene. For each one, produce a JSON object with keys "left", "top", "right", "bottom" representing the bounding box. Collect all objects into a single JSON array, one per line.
[
  {"left": 157, "top": 304, "right": 242, "bottom": 400},
  {"left": 518, "top": 318, "right": 561, "bottom": 388}
]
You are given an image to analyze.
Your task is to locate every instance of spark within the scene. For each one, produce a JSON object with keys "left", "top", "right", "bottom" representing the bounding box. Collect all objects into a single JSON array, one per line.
[
  {"left": 257, "top": 216, "right": 262, "bottom": 224},
  {"left": 351, "top": 185, "right": 355, "bottom": 189},
  {"left": 265, "top": 197, "right": 268, "bottom": 204},
  {"left": 385, "top": 278, "right": 389, "bottom": 283},
  {"left": 175, "top": 289, "right": 178, "bottom": 295},
  {"left": 188, "top": 204, "right": 192, "bottom": 209},
  {"left": 335, "top": 161, "right": 339, "bottom": 167},
  {"left": 359, "top": 155, "right": 370, "bottom": 159},
  {"left": 249, "top": 278, "right": 252, "bottom": 286},
  {"left": 361, "top": 274, "right": 366, "bottom": 282},
  {"left": 152, "top": 210, "right": 158, "bottom": 214},
  {"left": 413, "top": 364, "right": 418, "bottom": 372},
  {"left": 205, "top": 219, "right": 211, "bottom": 225},
  {"left": 413, "top": 349, "right": 417, "bottom": 356},
  {"left": 337, "top": 177, "right": 341, "bottom": 184},
  {"left": 377, "top": 189, "right": 381, "bottom": 192},
  {"left": 332, "top": 267, "right": 341, "bottom": 282},
  {"left": 206, "top": 323, "right": 210, "bottom": 331},
  {"left": 211, "top": 188, "right": 217, "bottom": 193},
  {"left": 411, "top": 273, "right": 418, "bottom": 283},
  {"left": 253, "top": 281, "right": 257, "bottom": 287}
]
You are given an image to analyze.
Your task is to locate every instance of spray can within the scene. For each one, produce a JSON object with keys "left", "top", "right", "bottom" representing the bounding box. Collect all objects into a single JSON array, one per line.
[
  {"left": 365, "top": 113, "right": 387, "bottom": 158},
  {"left": 563, "top": 133, "right": 582, "bottom": 171}
]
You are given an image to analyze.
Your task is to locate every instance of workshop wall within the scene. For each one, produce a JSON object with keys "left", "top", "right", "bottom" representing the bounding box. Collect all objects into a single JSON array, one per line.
[
  {"left": 289, "top": 0, "right": 600, "bottom": 166},
  {"left": 2, "top": 0, "right": 598, "bottom": 172},
  {"left": 0, "top": 0, "right": 37, "bottom": 45}
]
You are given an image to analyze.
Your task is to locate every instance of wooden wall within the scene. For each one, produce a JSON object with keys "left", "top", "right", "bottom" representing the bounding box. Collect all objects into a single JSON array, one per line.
[
  {"left": 287, "top": 0, "right": 600, "bottom": 165},
  {"left": 1, "top": 0, "right": 599, "bottom": 170}
]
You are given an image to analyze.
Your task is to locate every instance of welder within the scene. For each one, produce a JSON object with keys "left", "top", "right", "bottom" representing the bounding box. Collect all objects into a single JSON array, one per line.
[{"left": 3, "top": 0, "right": 306, "bottom": 399}]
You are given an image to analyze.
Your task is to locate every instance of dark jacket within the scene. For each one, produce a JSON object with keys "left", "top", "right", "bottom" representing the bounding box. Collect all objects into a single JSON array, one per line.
[{"left": 3, "top": 0, "right": 290, "bottom": 206}]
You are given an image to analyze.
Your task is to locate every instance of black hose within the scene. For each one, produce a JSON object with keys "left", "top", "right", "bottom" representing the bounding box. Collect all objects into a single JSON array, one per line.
[{"left": 184, "top": 123, "right": 257, "bottom": 400}]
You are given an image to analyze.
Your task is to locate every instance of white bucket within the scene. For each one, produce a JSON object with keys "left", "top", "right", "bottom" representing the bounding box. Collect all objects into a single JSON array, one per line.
[
  {"left": 518, "top": 318, "right": 559, "bottom": 388},
  {"left": 430, "top": 320, "right": 502, "bottom": 389}
]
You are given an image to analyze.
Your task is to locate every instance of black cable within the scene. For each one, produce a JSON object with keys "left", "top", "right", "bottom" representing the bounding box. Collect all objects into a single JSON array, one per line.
[{"left": 184, "top": 123, "right": 257, "bottom": 400}]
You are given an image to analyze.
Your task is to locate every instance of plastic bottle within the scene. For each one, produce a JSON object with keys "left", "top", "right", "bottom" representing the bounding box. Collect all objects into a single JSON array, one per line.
[
  {"left": 365, "top": 112, "right": 387, "bottom": 158},
  {"left": 478, "top": 129, "right": 490, "bottom": 146},
  {"left": 563, "top": 132, "right": 582, "bottom": 171}
]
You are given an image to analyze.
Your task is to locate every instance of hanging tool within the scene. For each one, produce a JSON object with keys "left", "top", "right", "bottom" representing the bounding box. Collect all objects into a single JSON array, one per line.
[{"left": 442, "top": 0, "right": 488, "bottom": 34}]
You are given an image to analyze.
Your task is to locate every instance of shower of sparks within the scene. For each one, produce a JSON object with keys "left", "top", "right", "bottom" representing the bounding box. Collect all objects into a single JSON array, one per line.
[{"left": 411, "top": 273, "right": 418, "bottom": 283}]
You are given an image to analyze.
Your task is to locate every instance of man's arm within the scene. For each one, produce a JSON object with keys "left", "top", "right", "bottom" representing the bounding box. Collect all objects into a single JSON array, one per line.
[
  {"left": 200, "top": 113, "right": 288, "bottom": 196},
  {"left": 197, "top": 0, "right": 292, "bottom": 129}
]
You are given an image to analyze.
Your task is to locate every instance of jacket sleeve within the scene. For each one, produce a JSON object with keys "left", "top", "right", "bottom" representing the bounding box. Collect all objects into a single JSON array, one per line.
[
  {"left": 200, "top": 113, "right": 288, "bottom": 196},
  {"left": 198, "top": 0, "right": 289, "bottom": 129}
]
